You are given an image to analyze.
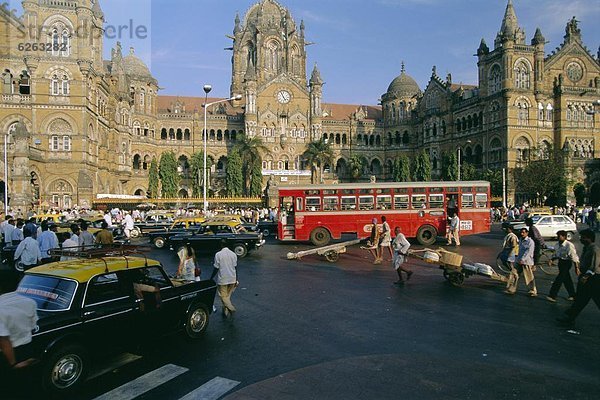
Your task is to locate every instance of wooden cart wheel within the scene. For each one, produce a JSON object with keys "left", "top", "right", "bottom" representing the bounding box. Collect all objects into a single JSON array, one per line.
[
  {"left": 448, "top": 272, "right": 465, "bottom": 287},
  {"left": 325, "top": 251, "right": 339, "bottom": 263}
]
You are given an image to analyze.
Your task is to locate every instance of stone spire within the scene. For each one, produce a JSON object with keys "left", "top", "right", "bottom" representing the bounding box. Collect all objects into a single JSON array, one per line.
[
  {"left": 234, "top": 13, "right": 241, "bottom": 34},
  {"left": 310, "top": 63, "right": 323, "bottom": 85},
  {"left": 477, "top": 38, "right": 489, "bottom": 56},
  {"left": 495, "top": 0, "right": 525, "bottom": 46},
  {"left": 92, "top": 0, "right": 104, "bottom": 18},
  {"left": 532, "top": 27, "right": 545, "bottom": 45}
]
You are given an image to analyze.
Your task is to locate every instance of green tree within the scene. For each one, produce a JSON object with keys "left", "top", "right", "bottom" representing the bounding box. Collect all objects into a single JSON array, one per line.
[
  {"left": 233, "top": 133, "right": 267, "bottom": 194},
  {"left": 393, "top": 154, "right": 411, "bottom": 182},
  {"left": 147, "top": 157, "right": 159, "bottom": 198},
  {"left": 189, "top": 151, "right": 213, "bottom": 198},
  {"left": 303, "top": 139, "right": 334, "bottom": 184},
  {"left": 347, "top": 155, "right": 366, "bottom": 182},
  {"left": 226, "top": 149, "right": 243, "bottom": 197},
  {"left": 159, "top": 151, "right": 180, "bottom": 198},
  {"left": 513, "top": 158, "right": 568, "bottom": 206},
  {"left": 441, "top": 151, "right": 458, "bottom": 181},
  {"left": 250, "top": 161, "right": 263, "bottom": 197},
  {"left": 573, "top": 182, "right": 586, "bottom": 206},
  {"left": 481, "top": 169, "right": 503, "bottom": 198},
  {"left": 412, "top": 150, "right": 431, "bottom": 182},
  {"left": 460, "top": 162, "right": 479, "bottom": 181}
]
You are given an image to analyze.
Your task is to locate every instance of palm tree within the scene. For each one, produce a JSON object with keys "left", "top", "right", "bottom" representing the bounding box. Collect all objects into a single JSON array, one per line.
[
  {"left": 233, "top": 133, "right": 268, "bottom": 195},
  {"left": 303, "top": 139, "right": 334, "bottom": 184}
]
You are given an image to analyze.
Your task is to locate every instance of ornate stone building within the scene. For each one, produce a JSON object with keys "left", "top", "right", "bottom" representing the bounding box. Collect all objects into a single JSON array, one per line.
[{"left": 0, "top": 0, "right": 599, "bottom": 210}]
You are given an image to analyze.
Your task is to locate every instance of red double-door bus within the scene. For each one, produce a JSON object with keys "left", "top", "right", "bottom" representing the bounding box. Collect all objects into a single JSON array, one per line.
[{"left": 277, "top": 181, "right": 491, "bottom": 246}]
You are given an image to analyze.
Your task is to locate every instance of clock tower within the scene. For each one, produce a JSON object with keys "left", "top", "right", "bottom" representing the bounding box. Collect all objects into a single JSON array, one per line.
[{"left": 230, "top": 0, "right": 315, "bottom": 178}]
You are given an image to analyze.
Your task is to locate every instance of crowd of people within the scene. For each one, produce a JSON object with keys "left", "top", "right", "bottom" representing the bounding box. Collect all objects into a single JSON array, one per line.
[{"left": 491, "top": 203, "right": 600, "bottom": 229}]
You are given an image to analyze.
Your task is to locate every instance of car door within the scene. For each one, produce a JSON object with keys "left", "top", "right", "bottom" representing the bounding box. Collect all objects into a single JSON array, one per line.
[
  {"left": 535, "top": 216, "right": 553, "bottom": 238},
  {"left": 81, "top": 273, "right": 138, "bottom": 347},
  {"left": 121, "top": 267, "right": 180, "bottom": 335}
]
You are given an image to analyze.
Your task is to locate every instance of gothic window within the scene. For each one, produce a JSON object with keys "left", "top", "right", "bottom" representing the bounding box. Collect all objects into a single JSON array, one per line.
[
  {"left": 474, "top": 144, "right": 483, "bottom": 166},
  {"left": 19, "top": 71, "right": 30, "bottom": 95},
  {"left": 139, "top": 89, "right": 145, "bottom": 109},
  {"left": 357, "top": 134, "right": 362, "bottom": 144},
  {"left": 364, "top": 135, "right": 369, "bottom": 147},
  {"left": 144, "top": 123, "right": 149, "bottom": 136},
  {"left": 489, "top": 138, "right": 502, "bottom": 165},
  {"left": 467, "top": 116, "right": 472, "bottom": 130},
  {"left": 539, "top": 140, "right": 552, "bottom": 160},
  {"left": 176, "top": 128, "right": 183, "bottom": 141},
  {"left": 375, "top": 135, "right": 381, "bottom": 146},
  {"left": 342, "top": 134, "right": 347, "bottom": 145},
  {"left": 130, "top": 87, "right": 136, "bottom": 104},
  {"left": 266, "top": 41, "right": 280, "bottom": 72},
  {"left": 456, "top": 119, "right": 461, "bottom": 132},
  {"left": 369, "top": 135, "right": 375, "bottom": 147},
  {"left": 209, "top": 129, "right": 216, "bottom": 140},
  {"left": 489, "top": 102, "right": 500, "bottom": 128},
  {"left": 442, "top": 120, "right": 447, "bottom": 135},
  {"left": 391, "top": 104, "right": 396, "bottom": 123},
  {"left": 51, "top": 135, "right": 60, "bottom": 151},
  {"left": 395, "top": 132, "right": 401, "bottom": 145},
  {"left": 489, "top": 65, "right": 502, "bottom": 94},
  {"left": 515, "top": 98, "right": 531, "bottom": 126},
  {"left": 50, "top": 23, "right": 71, "bottom": 57},
  {"left": 402, "top": 131, "right": 409, "bottom": 145},
  {"left": 546, "top": 104, "right": 553, "bottom": 123},
  {"left": 515, "top": 136, "right": 531, "bottom": 163},
  {"left": 184, "top": 129, "right": 190, "bottom": 141},
  {"left": 143, "top": 155, "right": 151, "bottom": 170},
  {"left": 169, "top": 128, "right": 175, "bottom": 140},
  {"left": 514, "top": 60, "right": 530, "bottom": 89},
  {"left": 161, "top": 128, "right": 167, "bottom": 140},
  {"left": 2, "top": 69, "right": 13, "bottom": 94},
  {"left": 133, "top": 154, "right": 141, "bottom": 170},
  {"left": 335, "top": 134, "right": 341, "bottom": 145},
  {"left": 133, "top": 121, "right": 141, "bottom": 135}
]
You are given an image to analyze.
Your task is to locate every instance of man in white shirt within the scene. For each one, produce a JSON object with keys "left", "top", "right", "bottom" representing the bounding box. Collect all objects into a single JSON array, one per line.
[
  {"left": 392, "top": 226, "right": 413, "bottom": 284},
  {"left": 210, "top": 240, "right": 239, "bottom": 318},
  {"left": 122, "top": 212, "right": 134, "bottom": 242},
  {"left": 14, "top": 230, "right": 41, "bottom": 270},
  {"left": 103, "top": 211, "right": 113, "bottom": 227},
  {"left": 0, "top": 292, "right": 38, "bottom": 370},
  {"left": 447, "top": 213, "right": 461, "bottom": 246},
  {"left": 3, "top": 219, "right": 15, "bottom": 247}
]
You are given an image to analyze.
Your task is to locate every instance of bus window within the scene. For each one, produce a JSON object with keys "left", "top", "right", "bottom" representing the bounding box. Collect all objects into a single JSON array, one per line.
[
  {"left": 430, "top": 187, "right": 443, "bottom": 193},
  {"left": 296, "top": 197, "right": 303, "bottom": 212},
  {"left": 393, "top": 188, "right": 409, "bottom": 194},
  {"left": 323, "top": 190, "right": 337, "bottom": 195},
  {"left": 306, "top": 197, "right": 321, "bottom": 212},
  {"left": 376, "top": 195, "right": 392, "bottom": 210},
  {"left": 413, "top": 188, "right": 426, "bottom": 194},
  {"left": 341, "top": 196, "right": 356, "bottom": 211},
  {"left": 475, "top": 194, "right": 488, "bottom": 208},
  {"left": 323, "top": 196, "right": 339, "bottom": 211},
  {"left": 429, "top": 194, "right": 444, "bottom": 209},
  {"left": 359, "top": 196, "right": 374, "bottom": 211},
  {"left": 342, "top": 189, "right": 355, "bottom": 195},
  {"left": 412, "top": 195, "right": 426, "bottom": 209},
  {"left": 394, "top": 195, "right": 409, "bottom": 209},
  {"left": 461, "top": 194, "right": 474, "bottom": 208},
  {"left": 476, "top": 187, "right": 488, "bottom": 193},
  {"left": 461, "top": 187, "right": 473, "bottom": 193}
]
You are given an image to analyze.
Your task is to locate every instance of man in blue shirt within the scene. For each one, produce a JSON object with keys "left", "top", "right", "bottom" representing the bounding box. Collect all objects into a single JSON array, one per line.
[{"left": 37, "top": 222, "right": 58, "bottom": 265}]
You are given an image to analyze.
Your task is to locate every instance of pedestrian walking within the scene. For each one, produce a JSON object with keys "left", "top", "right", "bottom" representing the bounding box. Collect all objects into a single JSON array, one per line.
[
  {"left": 11, "top": 220, "right": 24, "bottom": 246},
  {"left": 177, "top": 244, "right": 199, "bottom": 281},
  {"left": 447, "top": 213, "right": 461, "bottom": 246},
  {"left": 78, "top": 221, "right": 95, "bottom": 250},
  {"left": 13, "top": 229, "right": 41, "bottom": 271},
  {"left": 0, "top": 291, "right": 38, "bottom": 371},
  {"left": 210, "top": 240, "right": 239, "bottom": 318},
  {"left": 557, "top": 229, "right": 600, "bottom": 326},
  {"left": 499, "top": 225, "right": 519, "bottom": 271},
  {"left": 547, "top": 230, "right": 578, "bottom": 302},
  {"left": 505, "top": 227, "right": 537, "bottom": 296},
  {"left": 37, "top": 222, "right": 58, "bottom": 265},
  {"left": 367, "top": 218, "right": 381, "bottom": 264},
  {"left": 122, "top": 211, "right": 134, "bottom": 242},
  {"left": 379, "top": 216, "right": 393, "bottom": 261},
  {"left": 95, "top": 221, "right": 114, "bottom": 245},
  {"left": 525, "top": 218, "right": 545, "bottom": 265},
  {"left": 392, "top": 226, "right": 413, "bottom": 284}
]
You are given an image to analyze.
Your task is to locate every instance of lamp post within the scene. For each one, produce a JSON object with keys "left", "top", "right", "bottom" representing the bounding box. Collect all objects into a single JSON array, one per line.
[
  {"left": 201, "top": 88, "right": 242, "bottom": 212},
  {"left": 3, "top": 131, "right": 9, "bottom": 215}
]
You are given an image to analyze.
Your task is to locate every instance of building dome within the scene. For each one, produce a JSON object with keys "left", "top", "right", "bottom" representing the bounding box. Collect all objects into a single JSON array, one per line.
[
  {"left": 123, "top": 47, "right": 154, "bottom": 81},
  {"left": 386, "top": 64, "right": 421, "bottom": 99},
  {"left": 243, "top": 0, "right": 294, "bottom": 30}
]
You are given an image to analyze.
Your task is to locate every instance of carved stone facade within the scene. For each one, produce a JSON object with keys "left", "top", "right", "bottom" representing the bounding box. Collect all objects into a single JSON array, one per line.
[{"left": 0, "top": 0, "right": 599, "bottom": 210}]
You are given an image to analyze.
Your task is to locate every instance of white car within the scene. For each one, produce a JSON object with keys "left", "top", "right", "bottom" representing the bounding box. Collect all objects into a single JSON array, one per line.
[{"left": 516, "top": 215, "right": 577, "bottom": 240}]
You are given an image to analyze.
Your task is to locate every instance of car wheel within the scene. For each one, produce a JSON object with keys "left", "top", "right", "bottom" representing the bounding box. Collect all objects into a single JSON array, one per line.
[
  {"left": 310, "top": 227, "right": 331, "bottom": 247},
  {"left": 416, "top": 225, "right": 437, "bottom": 246},
  {"left": 566, "top": 231, "right": 574, "bottom": 241},
  {"left": 14, "top": 260, "right": 25, "bottom": 273},
  {"left": 153, "top": 237, "right": 166, "bottom": 249},
  {"left": 185, "top": 304, "right": 209, "bottom": 339},
  {"left": 130, "top": 228, "right": 140, "bottom": 238},
  {"left": 233, "top": 243, "right": 248, "bottom": 258},
  {"left": 262, "top": 229, "right": 270, "bottom": 237},
  {"left": 42, "top": 344, "right": 88, "bottom": 394}
]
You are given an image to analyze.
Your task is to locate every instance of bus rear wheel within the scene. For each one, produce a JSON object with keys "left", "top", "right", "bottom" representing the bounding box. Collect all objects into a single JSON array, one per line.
[
  {"left": 416, "top": 225, "right": 437, "bottom": 246},
  {"left": 310, "top": 227, "right": 331, "bottom": 247}
]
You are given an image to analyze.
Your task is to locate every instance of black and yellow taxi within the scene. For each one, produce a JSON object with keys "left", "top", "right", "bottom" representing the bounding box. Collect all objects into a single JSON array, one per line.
[
  {"left": 147, "top": 216, "right": 206, "bottom": 248},
  {"left": 9, "top": 247, "right": 217, "bottom": 394}
]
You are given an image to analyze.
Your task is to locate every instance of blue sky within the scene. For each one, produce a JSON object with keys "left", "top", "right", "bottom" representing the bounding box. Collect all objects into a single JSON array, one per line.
[{"left": 10, "top": 0, "right": 600, "bottom": 104}]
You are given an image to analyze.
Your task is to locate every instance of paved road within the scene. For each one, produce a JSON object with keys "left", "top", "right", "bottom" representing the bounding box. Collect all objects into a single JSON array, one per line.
[{"left": 2, "top": 225, "right": 599, "bottom": 400}]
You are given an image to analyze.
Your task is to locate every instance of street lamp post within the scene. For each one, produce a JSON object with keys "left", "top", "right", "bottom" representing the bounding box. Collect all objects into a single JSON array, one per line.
[
  {"left": 201, "top": 88, "right": 242, "bottom": 212},
  {"left": 3, "top": 131, "right": 9, "bottom": 215}
]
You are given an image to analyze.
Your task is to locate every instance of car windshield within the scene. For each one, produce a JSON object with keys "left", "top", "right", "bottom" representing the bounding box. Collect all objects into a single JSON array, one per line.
[
  {"left": 17, "top": 275, "right": 77, "bottom": 311},
  {"left": 531, "top": 216, "right": 542, "bottom": 223}
]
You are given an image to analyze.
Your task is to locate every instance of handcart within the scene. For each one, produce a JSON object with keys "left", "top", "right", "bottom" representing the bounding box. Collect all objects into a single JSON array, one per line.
[
  {"left": 287, "top": 239, "right": 362, "bottom": 263},
  {"left": 409, "top": 248, "right": 508, "bottom": 287}
]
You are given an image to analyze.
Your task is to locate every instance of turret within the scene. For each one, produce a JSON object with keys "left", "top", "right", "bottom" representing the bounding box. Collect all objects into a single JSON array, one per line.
[
  {"left": 532, "top": 28, "right": 545, "bottom": 94},
  {"left": 309, "top": 63, "right": 324, "bottom": 140},
  {"left": 494, "top": 0, "right": 525, "bottom": 48}
]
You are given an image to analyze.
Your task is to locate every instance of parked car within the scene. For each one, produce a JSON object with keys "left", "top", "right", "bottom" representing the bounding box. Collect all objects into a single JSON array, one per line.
[
  {"left": 168, "top": 221, "right": 265, "bottom": 258},
  {"left": 148, "top": 217, "right": 206, "bottom": 248},
  {"left": 257, "top": 220, "right": 278, "bottom": 238},
  {"left": 513, "top": 215, "right": 577, "bottom": 240},
  {"left": 501, "top": 212, "right": 551, "bottom": 231},
  {"left": 132, "top": 214, "right": 174, "bottom": 237},
  {"left": 5, "top": 249, "right": 217, "bottom": 394}
]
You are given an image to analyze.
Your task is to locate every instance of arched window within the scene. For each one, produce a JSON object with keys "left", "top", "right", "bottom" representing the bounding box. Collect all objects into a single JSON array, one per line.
[
  {"left": 209, "top": 129, "right": 216, "bottom": 140},
  {"left": 357, "top": 134, "right": 362, "bottom": 143},
  {"left": 144, "top": 123, "right": 149, "bottom": 136},
  {"left": 489, "top": 138, "right": 502, "bottom": 165},
  {"left": 369, "top": 135, "right": 375, "bottom": 147},
  {"left": 176, "top": 128, "right": 183, "bottom": 141},
  {"left": 342, "top": 134, "right": 347, "bottom": 145},
  {"left": 514, "top": 60, "right": 530, "bottom": 89},
  {"left": 467, "top": 116, "right": 472, "bottom": 130},
  {"left": 19, "top": 71, "right": 30, "bottom": 95},
  {"left": 51, "top": 74, "right": 60, "bottom": 95},
  {"left": 184, "top": 129, "right": 190, "bottom": 141},
  {"left": 139, "top": 89, "right": 145, "bottom": 109},
  {"left": 516, "top": 99, "right": 530, "bottom": 126},
  {"left": 539, "top": 140, "right": 552, "bottom": 160},
  {"left": 161, "top": 128, "right": 167, "bottom": 140},
  {"left": 266, "top": 41, "right": 280, "bottom": 72},
  {"left": 50, "top": 24, "right": 71, "bottom": 57},
  {"left": 133, "top": 154, "right": 141, "bottom": 170},
  {"left": 133, "top": 121, "right": 141, "bottom": 135},
  {"left": 375, "top": 135, "right": 381, "bottom": 146},
  {"left": 2, "top": 69, "right": 13, "bottom": 94},
  {"left": 143, "top": 155, "right": 151, "bottom": 170},
  {"left": 515, "top": 136, "right": 531, "bottom": 163},
  {"left": 474, "top": 144, "right": 483, "bottom": 166},
  {"left": 402, "top": 131, "right": 409, "bottom": 145},
  {"left": 335, "top": 134, "right": 341, "bottom": 145},
  {"left": 217, "top": 130, "right": 223, "bottom": 141},
  {"left": 489, "top": 64, "right": 502, "bottom": 94},
  {"left": 441, "top": 120, "right": 446, "bottom": 135},
  {"left": 395, "top": 132, "right": 401, "bottom": 145},
  {"left": 169, "top": 128, "right": 175, "bottom": 140}
]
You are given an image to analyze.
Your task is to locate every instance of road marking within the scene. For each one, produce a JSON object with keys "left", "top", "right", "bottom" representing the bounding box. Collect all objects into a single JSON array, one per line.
[
  {"left": 179, "top": 377, "right": 241, "bottom": 400},
  {"left": 88, "top": 353, "right": 143, "bottom": 381},
  {"left": 93, "top": 364, "right": 188, "bottom": 400}
]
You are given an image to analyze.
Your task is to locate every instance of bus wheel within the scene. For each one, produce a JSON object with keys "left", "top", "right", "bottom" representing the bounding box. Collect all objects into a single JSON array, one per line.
[
  {"left": 310, "top": 227, "right": 331, "bottom": 246},
  {"left": 416, "top": 225, "right": 437, "bottom": 246}
]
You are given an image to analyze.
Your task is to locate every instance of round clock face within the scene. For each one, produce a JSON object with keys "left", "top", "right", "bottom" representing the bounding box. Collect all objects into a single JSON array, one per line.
[
  {"left": 276, "top": 90, "right": 291, "bottom": 104},
  {"left": 566, "top": 62, "right": 583, "bottom": 82}
]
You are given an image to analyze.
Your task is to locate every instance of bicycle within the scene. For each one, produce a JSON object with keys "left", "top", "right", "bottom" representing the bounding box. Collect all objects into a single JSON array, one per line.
[{"left": 495, "top": 245, "right": 556, "bottom": 275}]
